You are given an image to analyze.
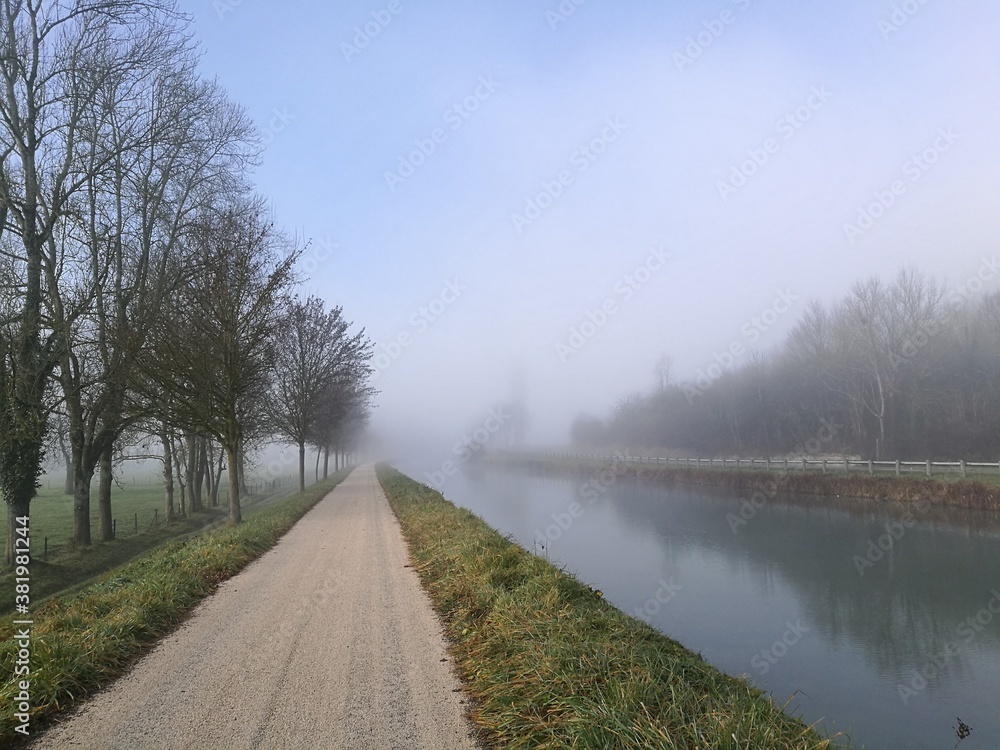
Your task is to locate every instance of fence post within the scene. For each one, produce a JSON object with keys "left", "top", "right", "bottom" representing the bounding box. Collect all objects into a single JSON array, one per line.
[
  {"left": 960, "top": 460, "right": 966, "bottom": 479},
  {"left": 895, "top": 460, "right": 900, "bottom": 477},
  {"left": 802, "top": 457, "right": 807, "bottom": 472},
  {"left": 868, "top": 460, "right": 873, "bottom": 476},
  {"left": 822, "top": 459, "right": 827, "bottom": 474},
  {"left": 926, "top": 459, "right": 931, "bottom": 477},
  {"left": 844, "top": 457, "right": 849, "bottom": 473},
  {"left": 783, "top": 458, "right": 788, "bottom": 472}
]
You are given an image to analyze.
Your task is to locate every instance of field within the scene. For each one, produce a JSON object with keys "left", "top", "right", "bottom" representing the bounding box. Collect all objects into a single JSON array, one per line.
[{"left": 1, "top": 472, "right": 301, "bottom": 614}]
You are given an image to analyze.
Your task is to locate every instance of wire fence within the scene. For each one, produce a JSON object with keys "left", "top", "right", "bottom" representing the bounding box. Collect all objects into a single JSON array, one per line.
[
  {"left": 515, "top": 452, "right": 1000, "bottom": 479},
  {"left": 35, "top": 474, "right": 304, "bottom": 560}
]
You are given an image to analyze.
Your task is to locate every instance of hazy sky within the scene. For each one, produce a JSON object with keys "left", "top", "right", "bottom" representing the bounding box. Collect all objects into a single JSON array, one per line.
[{"left": 178, "top": 0, "right": 1000, "bottom": 456}]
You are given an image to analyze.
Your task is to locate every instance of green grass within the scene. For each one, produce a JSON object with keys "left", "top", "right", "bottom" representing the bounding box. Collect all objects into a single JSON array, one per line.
[
  {"left": 28, "top": 482, "right": 173, "bottom": 557},
  {"left": 0, "top": 468, "right": 351, "bottom": 746},
  {"left": 28, "top": 472, "right": 301, "bottom": 558},
  {"left": 1, "top": 475, "right": 301, "bottom": 615},
  {"left": 377, "top": 464, "right": 840, "bottom": 750}
]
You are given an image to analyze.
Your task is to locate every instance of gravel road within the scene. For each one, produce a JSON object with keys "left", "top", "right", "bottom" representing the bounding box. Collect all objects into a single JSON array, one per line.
[{"left": 33, "top": 464, "right": 480, "bottom": 750}]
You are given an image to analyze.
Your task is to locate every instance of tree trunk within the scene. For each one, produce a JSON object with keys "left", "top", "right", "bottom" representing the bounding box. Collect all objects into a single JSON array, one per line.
[
  {"left": 162, "top": 428, "right": 175, "bottom": 522},
  {"left": 72, "top": 452, "right": 93, "bottom": 547},
  {"left": 206, "top": 440, "right": 218, "bottom": 507},
  {"left": 98, "top": 443, "right": 114, "bottom": 542},
  {"left": 186, "top": 434, "right": 201, "bottom": 513},
  {"left": 173, "top": 434, "right": 186, "bottom": 517},
  {"left": 197, "top": 438, "right": 209, "bottom": 507},
  {"left": 323, "top": 445, "right": 329, "bottom": 479},
  {"left": 315, "top": 448, "right": 321, "bottom": 483},
  {"left": 225, "top": 445, "right": 242, "bottom": 525},
  {"left": 875, "top": 369, "right": 887, "bottom": 460},
  {"left": 211, "top": 446, "right": 224, "bottom": 508},
  {"left": 237, "top": 447, "right": 248, "bottom": 496},
  {"left": 178, "top": 477, "right": 186, "bottom": 517},
  {"left": 58, "top": 430, "right": 73, "bottom": 496},
  {"left": 335, "top": 450, "right": 340, "bottom": 472},
  {"left": 298, "top": 441, "right": 306, "bottom": 492}
]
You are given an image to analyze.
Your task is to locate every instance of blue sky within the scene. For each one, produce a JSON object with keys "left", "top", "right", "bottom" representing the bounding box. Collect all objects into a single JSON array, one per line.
[{"left": 178, "top": 0, "right": 1000, "bottom": 453}]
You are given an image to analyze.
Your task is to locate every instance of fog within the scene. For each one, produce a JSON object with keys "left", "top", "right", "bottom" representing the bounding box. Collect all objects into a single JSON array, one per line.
[{"left": 179, "top": 0, "right": 1000, "bottom": 464}]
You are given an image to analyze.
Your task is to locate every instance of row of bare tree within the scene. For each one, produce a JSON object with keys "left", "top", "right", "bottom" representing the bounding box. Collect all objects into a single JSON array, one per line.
[
  {"left": 574, "top": 268, "right": 1000, "bottom": 461},
  {"left": 0, "top": 2, "right": 374, "bottom": 564}
]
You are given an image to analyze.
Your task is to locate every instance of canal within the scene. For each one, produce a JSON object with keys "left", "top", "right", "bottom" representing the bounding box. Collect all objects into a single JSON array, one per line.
[{"left": 402, "top": 460, "right": 1000, "bottom": 749}]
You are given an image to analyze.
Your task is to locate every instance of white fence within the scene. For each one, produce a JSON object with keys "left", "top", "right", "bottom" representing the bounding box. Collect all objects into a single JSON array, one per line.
[{"left": 517, "top": 452, "right": 1000, "bottom": 479}]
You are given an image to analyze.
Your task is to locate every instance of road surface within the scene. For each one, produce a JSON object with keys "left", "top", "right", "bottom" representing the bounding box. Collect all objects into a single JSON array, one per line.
[{"left": 33, "top": 464, "right": 480, "bottom": 750}]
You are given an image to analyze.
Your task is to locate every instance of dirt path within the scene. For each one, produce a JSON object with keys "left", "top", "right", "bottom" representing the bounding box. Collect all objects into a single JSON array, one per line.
[{"left": 32, "top": 465, "right": 480, "bottom": 750}]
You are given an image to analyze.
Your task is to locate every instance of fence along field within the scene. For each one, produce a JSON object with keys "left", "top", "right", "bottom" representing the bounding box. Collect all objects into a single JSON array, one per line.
[
  {"left": 0, "top": 471, "right": 302, "bottom": 615},
  {"left": 521, "top": 451, "right": 1000, "bottom": 480}
]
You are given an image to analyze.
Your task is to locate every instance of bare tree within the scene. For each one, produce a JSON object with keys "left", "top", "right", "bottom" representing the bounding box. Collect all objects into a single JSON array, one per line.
[
  {"left": 653, "top": 354, "right": 673, "bottom": 393},
  {"left": 310, "top": 326, "right": 375, "bottom": 477},
  {"left": 836, "top": 269, "right": 941, "bottom": 458},
  {"left": 135, "top": 202, "right": 298, "bottom": 524},
  {"left": 320, "top": 382, "right": 375, "bottom": 472},
  {"left": 267, "top": 297, "right": 349, "bottom": 490},
  {"left": 591, "top": 267, "right": 966, "bottom": 461},
  {"left": 49, "top": 37, "right": 258, "bottom": 544},
  {"left": 0, "top": 0, "right": 187, "bottom": 559}
]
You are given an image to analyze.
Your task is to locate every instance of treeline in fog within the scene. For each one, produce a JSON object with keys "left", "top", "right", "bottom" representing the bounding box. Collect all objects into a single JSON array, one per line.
[
  {"left": 0, "top": 2, "right": 375, "bottom": 563},
  {"left": 572, "top": 267, "right": 1000, "bottom": 461}
]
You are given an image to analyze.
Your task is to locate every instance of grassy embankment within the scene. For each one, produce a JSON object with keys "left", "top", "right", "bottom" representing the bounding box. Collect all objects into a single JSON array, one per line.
[
  {"left": 0, "top": 468, "right": 350, "bottom": 745},
  {"left": 377, "top": 464, "right": 839, "bottom": 750},
  {"left": 491, "top": 453, "right": 1000, "bottom": 512},
  {"left": 1, "top": 476, "right": 299, "bottom": 614}
]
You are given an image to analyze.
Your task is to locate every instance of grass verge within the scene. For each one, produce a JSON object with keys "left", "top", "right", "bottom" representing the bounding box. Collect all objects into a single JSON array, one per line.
[
  {"left": 376, "top": 463, "right": 839, "bottom": 750},
  {"left": 0, "top": 468, "right": 351, "bottom": 746}
]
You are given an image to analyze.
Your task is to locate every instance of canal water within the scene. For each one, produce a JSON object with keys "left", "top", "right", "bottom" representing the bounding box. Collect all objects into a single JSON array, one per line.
[{"left": 401, "top": 461, "right": 1000, "bottom": 750}]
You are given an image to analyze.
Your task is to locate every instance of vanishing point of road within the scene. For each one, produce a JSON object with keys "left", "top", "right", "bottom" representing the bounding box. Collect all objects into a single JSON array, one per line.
[{"left": 32, "top": 465, "right": 480, "bottom": 750}]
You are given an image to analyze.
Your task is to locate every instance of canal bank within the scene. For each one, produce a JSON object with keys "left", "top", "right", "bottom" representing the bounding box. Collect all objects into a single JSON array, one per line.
[
  {"left": 489, "top": 451, "right": 1000, "bottom": 512},
  {"left": 377, "top": 463, "right": 841, "bottom": 749}
]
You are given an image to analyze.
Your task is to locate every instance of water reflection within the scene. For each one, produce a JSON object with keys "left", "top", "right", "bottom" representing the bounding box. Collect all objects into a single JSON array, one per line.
[{"left": 427, "top": 462, "right": 1000, "bottom": 750}]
